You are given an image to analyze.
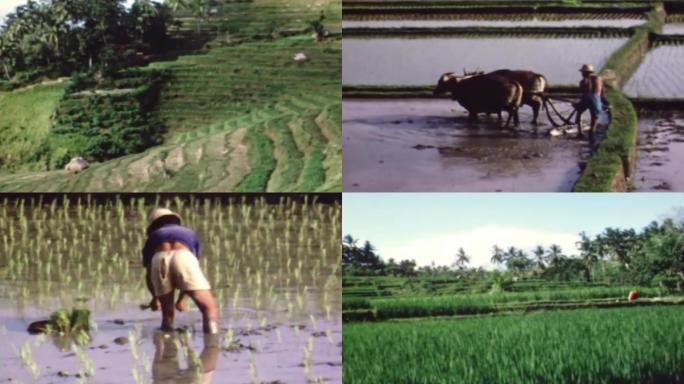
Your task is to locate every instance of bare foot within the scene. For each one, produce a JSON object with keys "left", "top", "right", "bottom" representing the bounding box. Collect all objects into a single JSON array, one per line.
[
  {"left": 150, "top": 298, "right": 161, "bottom": 312},
  {"left": 175, "top": 297, "right": 188, "bottom": 312}
]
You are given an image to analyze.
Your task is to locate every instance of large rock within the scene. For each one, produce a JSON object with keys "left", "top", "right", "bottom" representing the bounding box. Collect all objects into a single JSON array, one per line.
[{"left": 65, "top": 157, "right": 89, "bottom": 174}]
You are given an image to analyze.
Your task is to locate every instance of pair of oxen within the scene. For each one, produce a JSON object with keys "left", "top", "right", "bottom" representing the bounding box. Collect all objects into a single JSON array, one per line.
[{"left": 434, "top": 70, "right": 547, "bottom": 128}]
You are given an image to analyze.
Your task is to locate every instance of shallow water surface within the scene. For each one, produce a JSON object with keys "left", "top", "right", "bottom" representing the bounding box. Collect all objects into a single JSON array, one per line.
[
  {"left": 624, "top": 44, "right": 684, "bottom": 98},
  {"left": 343, "top": 99, "right": 590, "bottom": 192},
  {"left": 343, "top": 37, "right": 628, "bottom": 86},
  {"left": 343, "top": 17, "right": 644, "bottom": 29},
  {"left": 633, "top": 113, "right": 684, "bottom": 192}
]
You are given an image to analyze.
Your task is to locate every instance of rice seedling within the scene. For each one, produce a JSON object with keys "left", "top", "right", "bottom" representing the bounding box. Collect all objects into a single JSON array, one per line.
[{"left": 344, "top": 306, "right": 684, "bottom": 384}]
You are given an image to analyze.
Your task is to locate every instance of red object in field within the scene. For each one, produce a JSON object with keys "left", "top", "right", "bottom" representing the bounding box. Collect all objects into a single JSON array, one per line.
[{"left": 628, "top": 290, "right": 639, "bottom": 301}]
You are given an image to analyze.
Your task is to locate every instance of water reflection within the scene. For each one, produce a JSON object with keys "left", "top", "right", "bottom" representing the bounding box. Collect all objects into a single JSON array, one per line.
[{"left": 153, "top": 332, "right": 220, "bottom": 384}]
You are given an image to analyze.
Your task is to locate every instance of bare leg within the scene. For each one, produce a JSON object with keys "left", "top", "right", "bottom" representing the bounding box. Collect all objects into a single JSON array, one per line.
[
  {"left": 576, "top": 110, "right": 585, "bottom": 139},
  {"left": 158, "top": 291, "right": 176, "bottom": 331},
  {"left": 185, "top": 290, "right": 219, "bottom": 334},
  {"left": 146, "top": 268, "right": 160, "bottom": 311}
]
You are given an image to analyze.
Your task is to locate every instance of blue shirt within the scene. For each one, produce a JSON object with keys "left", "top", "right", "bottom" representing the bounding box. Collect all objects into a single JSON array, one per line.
[{"left": 142, "top": 224, "right": 201, "bottom": 268}]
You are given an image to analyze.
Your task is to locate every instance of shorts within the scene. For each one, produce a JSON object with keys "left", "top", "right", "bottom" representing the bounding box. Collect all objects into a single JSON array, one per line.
[
  {"left": 575, "top": 93, "right": 603, "bottom": 118},
  {"left": 150, "top": 249, "right": 211, "bottom": 296}
]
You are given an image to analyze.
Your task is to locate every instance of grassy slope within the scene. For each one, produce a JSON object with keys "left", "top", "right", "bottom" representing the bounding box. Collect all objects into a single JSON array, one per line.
[
  {"left": 0, "top": 81, "right": 67, "bottom": 171},
  {"left": 0, "top": 0, "right": 341, "bottom": 192}
]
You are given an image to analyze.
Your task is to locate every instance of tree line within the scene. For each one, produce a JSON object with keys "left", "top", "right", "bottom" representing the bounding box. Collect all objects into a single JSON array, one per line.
[
  {"left": 343, "top": 219, "right": 684, "bottom": 290},
  {"left": 0, "top": 0, "right": 223, "bottom": 86}
]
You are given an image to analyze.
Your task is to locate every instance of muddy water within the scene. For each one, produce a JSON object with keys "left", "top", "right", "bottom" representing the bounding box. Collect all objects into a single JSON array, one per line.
[
  {"left": 343, "top": 17, "right": 644, "bottom": 29},
  {"left": 624, "top": 45, "right": 684, "bottom": 98},
  {"left": 633, "top": 113, "right": 684, "bottom": 192},
  {"left": 343, "top": 99, "right": 590, "bottom": 192},
  {"left": 663, "top": 23, "right": 684, "bottom": 34},
  {"left": 343, "top": 37, "right": 628, "bottom": 86},
  {"left": 0, "top": 198, "right": 341, "bottom": 384}
]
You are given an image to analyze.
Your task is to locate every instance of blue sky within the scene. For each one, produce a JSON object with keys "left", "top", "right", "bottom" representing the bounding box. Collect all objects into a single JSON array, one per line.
[{"left": 344, "top": 193, "right": 684, "bottom": 269}]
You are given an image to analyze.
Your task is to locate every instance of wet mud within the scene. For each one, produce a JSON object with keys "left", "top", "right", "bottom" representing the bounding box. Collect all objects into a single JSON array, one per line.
[
  {"left": 343, "top": 17, "right": 645, "bottom": 29},
  {"left": 343, "top": 99, "right": 592, "bottom": 192},
  {"left": 633, "top": 113, "right": 684, "bottom": 192}
]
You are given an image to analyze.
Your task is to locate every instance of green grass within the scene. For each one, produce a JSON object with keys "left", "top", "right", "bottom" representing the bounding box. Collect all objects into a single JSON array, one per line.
[
  {"left": 344, "top": 306, "right": 684, "bottom": 384},
  {"left": 0, "top": 82, "right": 67, "bottom": 171}
]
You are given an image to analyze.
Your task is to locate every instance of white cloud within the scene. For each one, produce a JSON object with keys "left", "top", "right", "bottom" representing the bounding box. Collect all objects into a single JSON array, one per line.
[{"left": 379, "top": 225, "right": 580, "bottom": 270}]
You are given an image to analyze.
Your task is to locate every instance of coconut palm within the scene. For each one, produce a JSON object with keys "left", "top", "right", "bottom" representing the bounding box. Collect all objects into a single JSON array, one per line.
[
  {"left": 490, "top": 245, "right": 505, "bottom": 265},
  {"left": 546, "top": 244, "right": 563, "bottom": 266},
  {"left": 533, "top": 245, "right": 546, "bottom": 271},
  {"left": 453, "top": 248, "right": 470, "bottom": 270}
]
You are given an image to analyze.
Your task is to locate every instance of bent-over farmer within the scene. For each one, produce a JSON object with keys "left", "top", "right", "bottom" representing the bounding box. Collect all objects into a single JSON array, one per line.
[
  {"left": 143, "top": 208, "right": 219, "bottom": 334},
  {"left": 575, "top": 64, "right": 604, "bottom": 140}
]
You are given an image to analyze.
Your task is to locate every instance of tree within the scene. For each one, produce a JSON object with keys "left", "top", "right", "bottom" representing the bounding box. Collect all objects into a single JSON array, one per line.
[
  {"left": 397, "top": 259, "right": 417, "bottom": 277},
  {"left": 577, "top": 231, "right": 598, "bottom": 281},
  {"left": 453, "top": 247, "right": 470, "bottom": 270},
  {"left": 533, "top": 245, "right": 546, "bottom": 271},
  {"left": 546, "top": 244, "right": 563, "bottom": 266},
  {"left": 490, "top": 245, "right": 505, "bottom": 265}
]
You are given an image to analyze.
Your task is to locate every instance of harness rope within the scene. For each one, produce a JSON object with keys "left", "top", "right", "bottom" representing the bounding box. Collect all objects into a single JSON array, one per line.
[{"left": 541, "top": 94, "right": 577, "bottom": 127}]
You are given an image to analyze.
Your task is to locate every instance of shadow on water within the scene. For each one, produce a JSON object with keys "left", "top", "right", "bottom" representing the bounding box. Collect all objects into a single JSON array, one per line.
[{"left": 152, "top": 332, "right": 220, "bottom": 384}]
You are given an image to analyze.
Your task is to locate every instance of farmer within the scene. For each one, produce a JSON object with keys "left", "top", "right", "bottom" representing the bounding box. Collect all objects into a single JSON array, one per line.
[
  {"left": 575, "top": 64, "right": 604, "bottom": 140},
  {"left": 142, "top": 208, "right": 219, "bottom": 334}
]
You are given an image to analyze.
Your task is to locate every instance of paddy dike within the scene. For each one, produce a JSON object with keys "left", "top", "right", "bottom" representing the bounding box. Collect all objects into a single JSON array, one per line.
[{"left": 343, "top": 99, "right": 591, "bottom": 192}]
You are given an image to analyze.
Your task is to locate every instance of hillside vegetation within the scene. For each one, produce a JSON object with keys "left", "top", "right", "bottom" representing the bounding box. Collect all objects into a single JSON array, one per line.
[{"left": 0, "top": 0, "right": 341, "bottom": 192}]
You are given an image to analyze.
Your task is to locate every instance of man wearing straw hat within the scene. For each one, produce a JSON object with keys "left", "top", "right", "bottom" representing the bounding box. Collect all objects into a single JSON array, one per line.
[
  {"left": 575, "top": 64, "right": 604, "bottom": 140},
  {"left": 143, "top": 208, "right": 219, "bottom": 334}
]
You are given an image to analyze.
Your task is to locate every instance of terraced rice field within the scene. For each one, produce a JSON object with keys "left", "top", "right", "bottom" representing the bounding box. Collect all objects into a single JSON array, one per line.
[
  {"left": 342, "top": 36, "right": 628, "bottom": 86},
  {"left": 0, "top": 0, "right": 341, "bottom": 192},
  {"left": 344, "top": 306, "right": 684, "bottom": 384},
  {"left": 0, "top": 195, "right": 341, "bottom": 383},
  {"left": 343, "top": 13, "right": 645, "bottom": 29},
  {"left": 343, "top": 99, "right": 589, "bottom": 192},
  {"left": 624, "top": 41, "right": 684, "bottom": 99},
  {"left": 633, "top": 113, "right": 684, "bottom": 192}
]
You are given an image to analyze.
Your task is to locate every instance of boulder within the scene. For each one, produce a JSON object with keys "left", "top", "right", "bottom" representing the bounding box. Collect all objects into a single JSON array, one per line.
[
  {"left": 65, "top": 157, "right": 89, "bottom": 174},
  {"left": 293, "top": 52, "right": 307, "bottom": 62}
]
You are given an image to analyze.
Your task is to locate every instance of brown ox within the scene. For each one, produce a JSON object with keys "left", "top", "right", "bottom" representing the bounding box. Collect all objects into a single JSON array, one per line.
[{"left": 434, "top": 72, "right": 523, "bottom": 128}]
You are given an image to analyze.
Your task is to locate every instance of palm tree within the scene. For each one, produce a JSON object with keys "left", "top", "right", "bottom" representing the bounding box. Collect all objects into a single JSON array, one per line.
[
  {"left": 453, "top": 247, "right": 470, "bottom": 270},
  {"left": 533, "top": 245, "right": 546, "bottom": 271},
  {"left": 490, "top": 245, "right": 504, "bottom": 265},
  {"left": 547, "top": 244, "right": 563, "bottom": 266}
]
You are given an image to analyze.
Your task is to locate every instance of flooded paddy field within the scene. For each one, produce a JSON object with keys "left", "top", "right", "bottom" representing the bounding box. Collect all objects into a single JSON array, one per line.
[
  {"left": 664, "top": 15, "right": 684, "bottom": 34},
  {"left": 343, "top": 99, "right": 591, "bottom": 192},
  {"left": 342, "top": 14, "right": 645, "bottom": 29},
  {"left": 0, "top": 195, "right": 341, "bottom": 383},
  {"left": 633, "top": 112, "right": 684, "bottom": 192},
  {"left": 342, "top": 36, "right": 628, "bottom": 86},
  {"left": 624, "top": 42, "right": 684, "bottom": 99}
]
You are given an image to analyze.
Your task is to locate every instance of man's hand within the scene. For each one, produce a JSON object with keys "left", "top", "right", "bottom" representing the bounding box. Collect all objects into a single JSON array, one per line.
[
  {"left": 176, "top": 292, "right": 189, "bottom": 312},
  {"left": 150, "top": 297, "right": 161, "bottom": 311}
]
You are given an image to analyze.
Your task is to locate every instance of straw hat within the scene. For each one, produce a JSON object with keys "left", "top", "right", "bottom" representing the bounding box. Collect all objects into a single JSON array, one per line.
[
  {"left": 579, "top": 64, "right": 594, "bottom": 73},
  {"left": 148, "top": 208, "right": 182, "bottom": 231}
]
